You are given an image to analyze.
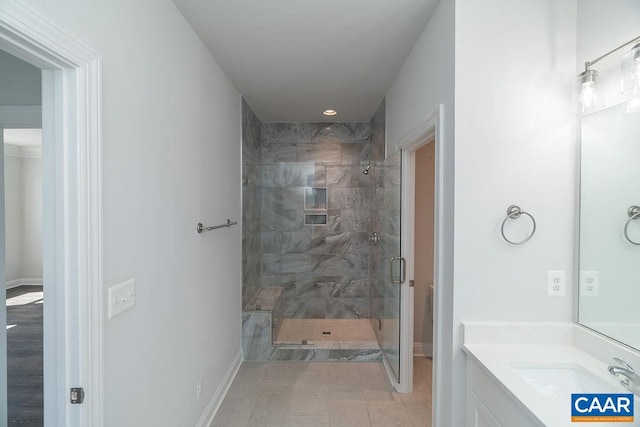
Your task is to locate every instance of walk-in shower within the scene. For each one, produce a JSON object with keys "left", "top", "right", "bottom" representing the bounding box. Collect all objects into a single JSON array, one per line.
[{"left": 241, "top": 98, "right": 387, "bottom": 361}]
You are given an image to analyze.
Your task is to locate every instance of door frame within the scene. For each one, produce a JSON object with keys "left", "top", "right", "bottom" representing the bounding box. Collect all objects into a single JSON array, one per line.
[
  {"left": 392, "top": 105, "right": 443, "bottom": 421},
  {"left": 0, "top": 2, "right": 103, "bottom": 425}
]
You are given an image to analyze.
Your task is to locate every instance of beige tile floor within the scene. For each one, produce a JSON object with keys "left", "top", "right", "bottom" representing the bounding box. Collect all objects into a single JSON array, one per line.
[{"left": 212, "top": 357, "right": 432, "bottom": 427}]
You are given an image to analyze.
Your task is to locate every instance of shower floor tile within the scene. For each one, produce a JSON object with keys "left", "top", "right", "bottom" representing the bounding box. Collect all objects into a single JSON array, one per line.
[{"left": 274, "top": 318, "right": 378, "bottom": 349}]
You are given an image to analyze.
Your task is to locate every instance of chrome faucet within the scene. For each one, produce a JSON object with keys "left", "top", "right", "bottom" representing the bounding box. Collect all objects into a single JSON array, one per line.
[{"left": 608, "top": 357, "right": 640, "bottom": 396}]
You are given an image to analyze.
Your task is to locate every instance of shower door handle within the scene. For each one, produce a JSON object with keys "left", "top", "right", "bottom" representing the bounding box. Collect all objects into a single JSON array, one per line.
[{"left": 390, "top": 256, "right": 406, "bottom": 285}]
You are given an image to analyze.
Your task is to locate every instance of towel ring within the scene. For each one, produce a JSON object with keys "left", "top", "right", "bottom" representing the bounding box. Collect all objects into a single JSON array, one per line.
[
  {"left": 501, "top": 205, "right": 536, "bottom": 245},
  {"left": 624, "top": 205, "right": 640, "bottom": 246}
]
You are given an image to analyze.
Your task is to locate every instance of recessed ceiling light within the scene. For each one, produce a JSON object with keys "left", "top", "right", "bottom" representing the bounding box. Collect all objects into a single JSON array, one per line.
[{"left": 323, "top": 109, "right": 337, "bottom": 116}]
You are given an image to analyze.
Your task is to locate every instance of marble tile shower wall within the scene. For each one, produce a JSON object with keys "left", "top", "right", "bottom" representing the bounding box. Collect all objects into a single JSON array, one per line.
[
  {"left": 260, "top": 122, "right": 374, "bottom": 320},
  {"left": 368, "top": 99, "right": 386, "bottom": 343},
  {"left": 242, "top": 99, "right": 262, "bottom": 309}
]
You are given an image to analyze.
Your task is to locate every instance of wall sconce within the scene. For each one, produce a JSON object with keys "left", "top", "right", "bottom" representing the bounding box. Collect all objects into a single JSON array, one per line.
[
  {"left": 622, "top": 41, "right": 640, "bottom": 95},
  {"left": 578, "top": 35, "right": 640, "bottom": 113},
  {"left": 577, "top": 69, "right": 600, "bottom": 112}
]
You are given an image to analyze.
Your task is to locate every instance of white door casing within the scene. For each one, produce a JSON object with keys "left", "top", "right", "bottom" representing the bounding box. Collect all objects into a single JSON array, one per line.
[
  {"left": 0, "top": 1, "right": 103, "bottom": 426},
  {"left": 393, "top": 105, "right": 444, "bottom": 426}
]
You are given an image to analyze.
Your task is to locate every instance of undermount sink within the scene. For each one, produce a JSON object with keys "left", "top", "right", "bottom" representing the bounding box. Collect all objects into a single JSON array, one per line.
[{"left": 513, "top": 365, "right": 619, "bottom": 397}]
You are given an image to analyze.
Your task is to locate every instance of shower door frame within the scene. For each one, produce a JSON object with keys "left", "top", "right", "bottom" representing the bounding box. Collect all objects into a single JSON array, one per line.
[{"left": 391, "top": 105, "right": 444, "bottom": 424}]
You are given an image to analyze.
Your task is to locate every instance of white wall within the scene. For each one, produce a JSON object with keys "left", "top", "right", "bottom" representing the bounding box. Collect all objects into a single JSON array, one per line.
[
  {"left": 14, "top": 1, "right": 242, "bottom": 426},
  {"left": 454, "top": 1, "right": 576, "bottom": 426},
  {"left": 4, "top": 150, "right": 22, "bottom": 282},
  {"left": 21, "top": 155, "right": 42, "bottom": 278},
  {"left": 386, "top": 0, "right": 456, "bottom": 423},
  {"left": 4, "top": 145, "right": 42, "bottom": 285}
]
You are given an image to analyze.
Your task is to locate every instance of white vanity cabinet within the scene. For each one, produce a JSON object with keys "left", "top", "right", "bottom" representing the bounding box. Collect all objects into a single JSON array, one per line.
[
  {"left": 467, "top": 389, "right": 502, "bottom": 427},
  {"left": 466, "top": 358, "right": 542, "bottom": 427}
]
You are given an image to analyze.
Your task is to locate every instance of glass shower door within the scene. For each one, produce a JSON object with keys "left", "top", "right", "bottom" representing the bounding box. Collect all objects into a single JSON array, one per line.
[{"left": 375, "top": 149, "right": 403, "bottom": 383}]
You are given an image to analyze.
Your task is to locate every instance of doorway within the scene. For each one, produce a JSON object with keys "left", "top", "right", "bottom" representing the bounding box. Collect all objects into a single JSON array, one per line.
[
  {"left": 413, "top": 141, "right": 435, "bottom": 361},
  {"left": 4, "top": 126, "right": 44, "bottom": 424},
  {"left": 411, "top": 140, "right": 435, "bottom": 421}
]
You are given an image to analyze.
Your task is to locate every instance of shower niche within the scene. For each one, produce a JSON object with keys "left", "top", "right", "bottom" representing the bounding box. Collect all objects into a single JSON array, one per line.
[{"left": 304, "top": 187, "right": 327, "bottom": 226}]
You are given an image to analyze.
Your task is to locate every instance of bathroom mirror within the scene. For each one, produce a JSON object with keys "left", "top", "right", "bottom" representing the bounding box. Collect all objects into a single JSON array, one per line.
[{"left": 578, "top": 98, "right": 640, "bottom": 350}]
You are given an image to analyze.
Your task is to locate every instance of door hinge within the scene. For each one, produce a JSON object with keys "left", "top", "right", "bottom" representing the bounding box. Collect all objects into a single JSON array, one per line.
[{"left": 70, "top": 387, "right": 85, "bottom": 404}]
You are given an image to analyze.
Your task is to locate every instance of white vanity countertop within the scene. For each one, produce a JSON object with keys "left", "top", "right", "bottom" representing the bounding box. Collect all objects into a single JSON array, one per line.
[{"left": 463, "top": 322, "right": 640, "bottom": 427}]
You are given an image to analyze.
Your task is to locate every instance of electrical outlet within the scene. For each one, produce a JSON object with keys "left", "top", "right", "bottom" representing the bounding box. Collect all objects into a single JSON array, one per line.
[
  {"left": 196, "top": 379, "right": 203, "bottom": 401},
  {"left": 547, "top": 271, "right": 566, "bottom": 296},
  {"left": 107, "top": 279, "right": 135, "bottom": 319},
  {"left": 580, "top": 270, "right": 599, "bottom": 296}
]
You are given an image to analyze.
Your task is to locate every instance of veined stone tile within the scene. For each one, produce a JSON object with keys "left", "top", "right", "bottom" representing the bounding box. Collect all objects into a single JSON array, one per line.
[
  {"left": 262, "top": 231, "right": 283, "bottom": 254},
  {"left": 262, "top": 253, "right": 317, "bottom": 275},
  {"left": 326, "top": 166, "right": 370, "bottom": 188},
  {"left": 326, "top": 211, "right": 342, "bottom": 235},
  {"left": 297, "top": 143, "right": 341, "bottom": 164},
  {"left": 262, "top": 164, "right": 316, "bottom": 187},
  {"left": 329, "top": 278, "right": 369, "bottom": 298},
  {"left": 242, "top": 312, "right": 273, "bottom": 360},
  {"left": 263, "top": 123, "right": 301, "bottom": 145},
  {"left": 328, "top": 188, "right": 369, "bottom": 210},
  {"left": 284, "top": 296, "right": 326, "bottom": 318},
  {"left": 355, "top": 123, "right": 371, "bottom": 140},
  {"left": 269, "top": 349, "right": 331, "bottom": 361},
  {"left": 263, "top": 142, "right": 297, "bottom": 163},
  {"left": 308, "top": 165, "right": 327, "bottom": 186},
  {"left": 312, "top": 254, "right": 363, "bottom": 276},
  {"left": 262, "top": 187, "right": 303, "bottom": 212},
  {"left": 261, "top": 274, "right": 296, "bottom": 288},
  {"left": 340, "top": 210, "right": 370, "bottom": 233},
  {"left": 282, "top": 275, "right": 322, "bottom": 298},
  {"left": 279, "top": 231, "right": 323, "bottom": 254},
  {"left": 341, "top": 143, "right": 370, "bottom": 166},
  {"left": 326, "top": 297, "right": 369, "bottom": 319},
  {"left": 370, "top": 123, "right": 385, "bottom": 163},
  {"left": 261, "top": 164, "right": 281, "bottom": 187},
  {"left": 328, "top": 350, "right": 383, "bottom": 361},
  {"left": 243, "top": 163, "right": 262, "bottom": 186},
  {"left": 262, "top": 209, "right": 303, "bottom": 232},
  {"left": 309, "top": 123, "right": 365, "bottom": 145}
]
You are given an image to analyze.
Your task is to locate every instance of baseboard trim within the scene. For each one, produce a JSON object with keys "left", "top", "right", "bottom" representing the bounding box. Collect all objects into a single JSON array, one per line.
[
  {"left": 413, "top": 342, "right": 433, "bottom": 357},
  {"left": 195, "top": 348, "right": 243, "bottom": 427},
  {"left": 6, "top": 278, "right": 43, "bottom": 289}
]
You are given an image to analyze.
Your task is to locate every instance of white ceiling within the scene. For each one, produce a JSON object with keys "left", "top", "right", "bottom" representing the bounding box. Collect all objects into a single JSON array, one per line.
[{"left": 171, "top": 0, "right": 439, "bottom": 122}]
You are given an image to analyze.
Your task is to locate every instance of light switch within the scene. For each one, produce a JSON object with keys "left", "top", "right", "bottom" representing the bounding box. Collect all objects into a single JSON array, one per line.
[{"left": 108, "top": 279, "right": 135, "bottom": 319}]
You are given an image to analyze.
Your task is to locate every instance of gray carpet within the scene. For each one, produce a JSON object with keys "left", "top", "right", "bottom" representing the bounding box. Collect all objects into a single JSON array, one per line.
[{"left": 6, "top": 285, "right": 43, "bottom": 426}]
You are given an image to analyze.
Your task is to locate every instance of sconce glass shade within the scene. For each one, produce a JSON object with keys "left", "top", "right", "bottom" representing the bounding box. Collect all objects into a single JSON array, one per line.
[
  {"left": 577, "top": 69, "right": 601, "bottom": 113},
  {"left": 621, "top": 42, "right": 640, "bottom": 95}
]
